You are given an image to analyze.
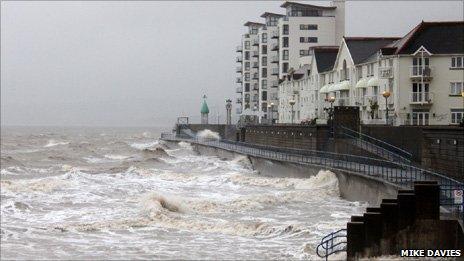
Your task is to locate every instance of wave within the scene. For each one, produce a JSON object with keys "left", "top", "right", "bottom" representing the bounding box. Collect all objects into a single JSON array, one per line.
[
  {"left": 1, "top": 177, "right": 68, "bottom": 194},
  {"left": 197, "top": 129, "right": 220, "bottom": 141},
  {"left": 130, "top": 141, "right": 160, "bottom": 150},
  {"left": 44, "top": 139, "right": 69, "bottom": 148}
]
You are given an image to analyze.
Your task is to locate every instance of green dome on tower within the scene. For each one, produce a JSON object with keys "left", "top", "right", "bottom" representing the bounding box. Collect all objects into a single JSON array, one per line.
[{"left": 200, "top": 95, "right": 209, "bottom": 114}]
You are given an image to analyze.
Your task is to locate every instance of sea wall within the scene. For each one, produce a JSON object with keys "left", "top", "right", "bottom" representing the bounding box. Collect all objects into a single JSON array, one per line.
[{"left": 190, "top": 142, "right": 399, "bottom": 206}]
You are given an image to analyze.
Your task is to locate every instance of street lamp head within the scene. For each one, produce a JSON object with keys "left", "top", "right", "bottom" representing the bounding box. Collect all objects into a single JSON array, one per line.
[
  {"left": 289, "top": 99, "right": 296, "bottom": 106},
  {"left": 267, "top": 104, "right": 271, "bottom": 108},
  {"left": 329, "top": 96, "right": 335, "bottom": 102},
  {"left": 270, "top": 102, "right": 274, "bottom": 106},
  {"left": 461, "top": 91, "right": 464, "bottom": 98},
  {"left": 382, "top": 91, "right": 391, "bottom": 98}
]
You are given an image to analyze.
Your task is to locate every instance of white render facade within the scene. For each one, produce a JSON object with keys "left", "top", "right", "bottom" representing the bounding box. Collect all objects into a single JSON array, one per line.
[
  {"left": 235, "top": 1, "right": 345, "bottom": 123},
  {"left": 278, "top": 21, "right": 464, "bottom": 126}
]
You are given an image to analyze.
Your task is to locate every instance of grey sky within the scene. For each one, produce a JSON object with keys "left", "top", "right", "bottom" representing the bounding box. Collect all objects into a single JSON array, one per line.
[{"left": 1, "top": 1, "right": 463, "bottom": 127}]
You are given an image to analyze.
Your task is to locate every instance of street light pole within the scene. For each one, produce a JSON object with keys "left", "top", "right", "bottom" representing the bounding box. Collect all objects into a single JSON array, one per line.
[
  {"left": 328, "top": 96, "right": 335, "bottom": 137},
  {"left": 382, "top": 91, "right": 391, "bottom": 125},
  {"left": 289, "top": 99, "right": 296, "bottom": 124}
]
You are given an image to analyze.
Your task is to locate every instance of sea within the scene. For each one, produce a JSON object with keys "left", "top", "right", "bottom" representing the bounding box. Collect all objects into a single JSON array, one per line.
[{"left": 1, "top": 126, "right": 367, "bottom": 260}]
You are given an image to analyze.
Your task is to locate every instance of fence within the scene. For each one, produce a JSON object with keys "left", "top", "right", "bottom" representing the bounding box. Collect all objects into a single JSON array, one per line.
[
  {"left": 316, "top": 228, "right": 347, "bottom": 260},
  {"left": 160, "top": 132, "right": 463, "bottom": 218}
]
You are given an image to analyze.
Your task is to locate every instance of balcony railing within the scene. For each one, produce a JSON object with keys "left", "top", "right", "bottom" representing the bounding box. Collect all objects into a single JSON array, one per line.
[
  {"left": 236, "top": 77, "right": 242, "bottom": 83},
  {"left": 252, "top": 96, "right": 259, "bottom": 102},
  {"left": 409, "top": 66, "right": 433, "bottom": 78},
  {"left": 271, "top": 68, "right": 279, "bottom": 75},
  {"left": 252, "top": 51, "right": 259, "bottom": 57},
  {"left": 236, "top": 98, "right": 242, "bottom": 104},
  {"left": 236, "top": 87, "right": 242, "bottom": 93},
  {"left": 271, "top": 80, "right": 279, "bottom": 88},
  {"left": 252, "top": 39, "right": 259, "bottom": 46},
  {"left": 252, "top": 73, "right": 259, "bottom": 80},
  {"left": 379, "top": 67, "right": 393, "bottom": 78},
  {"left": 236, "top": 66, "right": 242, "bottom": 73},
  {"left": 252, "top": 62, "right": 259, "bottom": 68},
  {"left": 236, "top": 56, "right": 242, "bottom": 63},
  {"left": 410, "top": 92, "right": 433, "bottom": 104},
  {"left": 271, "top": 43, "right": 279, "bottom": 51},
  {"left": 236, "top": 46, "right": 243, "bottom": 52},
  {"left": 337, "top": 97, "right": 350, "bottom": 106},
  {"left": 271, "top": 56, "right": 279, "bottom": 63}
]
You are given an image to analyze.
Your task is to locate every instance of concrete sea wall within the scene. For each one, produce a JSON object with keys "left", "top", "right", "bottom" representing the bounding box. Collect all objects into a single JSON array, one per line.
[{"left": 190, "top": 142, "right": 399, "bottom": 206}]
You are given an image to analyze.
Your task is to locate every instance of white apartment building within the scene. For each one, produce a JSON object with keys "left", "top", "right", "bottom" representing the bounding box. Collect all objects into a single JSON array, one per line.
[
  {"left": 235, "top": 0, "right": 345, "bottom": 123},
  {"left": 279, "top": 21, "right": 464, "bottom": 126},
  {"left": 277, "top": 1, "right": 344, "bottom": 79}
]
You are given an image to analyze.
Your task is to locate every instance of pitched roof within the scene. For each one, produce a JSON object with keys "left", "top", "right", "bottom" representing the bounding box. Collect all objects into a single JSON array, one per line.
[
  {"left": 280, "top": 1, "right": 336, "bottom": 9},
  {"left": 260, "top": 12, "right": 285, "bottom": 18},
  {"left": 393, "top": 21, "right": 464, "bottom": 54},
  {"left": 312, "top": 47, "right": 339, "bottom": 73},
  {"left": 344, "top": 37, "right": 400, "bottom": 64},
  {"left": 244, "top": 21, "right": 265, "bottom": 27}
]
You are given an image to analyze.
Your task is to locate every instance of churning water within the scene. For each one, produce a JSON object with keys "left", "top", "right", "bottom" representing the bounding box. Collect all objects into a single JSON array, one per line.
[{"left": 1, "top": 127, "right": 366, "bottom": 260}]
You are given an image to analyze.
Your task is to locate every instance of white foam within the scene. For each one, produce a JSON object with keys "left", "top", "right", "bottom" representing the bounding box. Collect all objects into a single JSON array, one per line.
[
  {"left": 44, "top": 139, "right": 69, "bottom": 148},
  {"left": 196, "top": 129, "right": 220, "bottom": 141},
  {"left": 104, "top": 154, "right": 131, "bottom": 160},
  {"left": 130, "top": 141, "right": 159, "bottom": 150}
]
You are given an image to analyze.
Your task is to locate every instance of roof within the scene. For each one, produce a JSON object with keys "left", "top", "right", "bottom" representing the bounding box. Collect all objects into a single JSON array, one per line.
[
  {"left": 244, "top": 21, "right": 265, "bottom": 27},
  {"left": 313, "top": 47, "right": 339, "bottom": 73},
  {"left": 260, "top": 12, "right": 285, "bottom": 18},
  {"left": 391, "top": 21, "right": 464, "bottom": 55},
  {"left": 280, "top": 1, "right": 336, "bottom": 9},
  {"left": 344, "top": 37, "right": 400, "bottom": 64},
  {"left": 200, "top": 99, "right": 209, "bottom": 114}
]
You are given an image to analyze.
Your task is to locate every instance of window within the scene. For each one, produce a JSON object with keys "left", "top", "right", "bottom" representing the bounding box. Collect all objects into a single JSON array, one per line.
[
  {"left": 300, "top": 37, "right": 318, "bottom": 43},
  {"left": 262, "top": 91, "right": 267, "bottom": 101},
  {"left": 451, "top": 109, "right": 464, "bottom": 124},
  {"left": 283, "top": 37, "right": 289, "bottom": 48},
  {"left": 299, "top": 24, "right": 318, "bottom": 30},
  {"left": 245, "top": 62, "right": 250, "bottom": 70},
  {"left": 262, "top": 79, "right": 267, "bottom": 89},
  {"left": 450, "top": 82, "right": 463, "bottom": 95},
  {"left": 250, "top": 28, "right": 258, "bottom": 34},
  {"left": 245, "top": 73, "right": 250, "bottom": 81},
  {"left": 262, "top": 33, "right": 267, "bottom": 43},
  {"left": 245, "top": 83, "right": 250, "bottom": 92},
  {"left": 262, "top": 56, "right": 267, "bottom": 66},
  {"left": 262, "top": 68, "right": 267, "bottom": 77},
  {"left": 245, "top": 41, "right": 250, "bottom": 50},
  {"left": 357, "top": 67, "right": 363, "bottom": 79},
  {"left": 244, "top": 51, "right": 250, "bottom": 60},
  {"left": 282, "top": 62, "right": 289, "bottom": 73},
  {"left": 262, "top": 45, "right": 267, "bottom": 55},
  {"left": 283, "top": 50, "right": 289, "bottom": 60},
  {"left": 366, "top": 64, "right": 375, "bottom": 76},
  {"left": 300, "top": 50, "right": 309, "bottom": 56},
  {"left": 451, "top": 57, "right": 464, "bottom": 68},
  {"left": 283, "top": 25, "right": 289, "bottom": 35}
]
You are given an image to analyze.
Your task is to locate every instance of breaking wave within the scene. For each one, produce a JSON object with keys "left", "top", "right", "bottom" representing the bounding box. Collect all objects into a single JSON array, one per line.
[
  {"left": 44, "top": 139, "right": 70, "bottom": 148},
  {"left": 197, "top": 129, "right": 220, "bottom": 141}
]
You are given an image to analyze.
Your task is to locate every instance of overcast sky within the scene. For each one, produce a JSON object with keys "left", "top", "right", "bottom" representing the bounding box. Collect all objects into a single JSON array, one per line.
[{"left": 1, "top": 1, "right": 463, "bottom": 127}]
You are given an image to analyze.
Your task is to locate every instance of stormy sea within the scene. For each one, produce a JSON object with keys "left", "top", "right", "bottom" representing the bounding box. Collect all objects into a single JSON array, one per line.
[{"left": 1, "top": 126, "right": 366, "bottom": 260}]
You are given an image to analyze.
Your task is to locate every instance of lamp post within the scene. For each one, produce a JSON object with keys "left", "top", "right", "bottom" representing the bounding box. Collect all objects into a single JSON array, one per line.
[
  {"left": 382, "top": 91, "right": 391, "bottom": 125},
  {"left": 225, "top": 99, "right": 232, "bottom": 125},
  {"left": 328, "top": 96, "right": 335, "bottom": 137},
  {"left": 289, "top": 99, "right": 296, "bottom": 124}
]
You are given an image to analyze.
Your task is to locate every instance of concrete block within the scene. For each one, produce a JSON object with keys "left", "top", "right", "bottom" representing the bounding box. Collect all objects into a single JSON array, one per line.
[
  {"left": 351, "top": 216, "right": 364, "bottom": 222},
  {"left": 397, "top": 193, "right": 416, "bottom": 230},
  {"left": 414, "top": 182, "right": 440, "bottom": 220},
  {"left": 347, "top": 221, "right": 365, "bottom": 260},
  {"left": 363, "top": 212, "right": 383, "bottom": 256}
]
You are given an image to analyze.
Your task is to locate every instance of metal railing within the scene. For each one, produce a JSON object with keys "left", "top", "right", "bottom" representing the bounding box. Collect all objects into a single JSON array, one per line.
[
  {"left": 316, "top": 228, "right": 347, "bottom": 260},
  {"left": 410, "top": 92, "right": 433, "bottom": 104},
  {"left": 339, "top": 126, "right": 412, "bottom": 164}
]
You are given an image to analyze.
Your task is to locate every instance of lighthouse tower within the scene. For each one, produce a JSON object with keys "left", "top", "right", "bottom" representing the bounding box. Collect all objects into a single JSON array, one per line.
[{"left": 200, "top": 95, "right": 209, "bottom": 124}]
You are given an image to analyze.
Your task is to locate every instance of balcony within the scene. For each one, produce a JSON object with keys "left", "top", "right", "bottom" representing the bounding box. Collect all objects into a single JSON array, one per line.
[
  {"left": 252, "top": 39, "right": 259, "bottom": 46},
  {"left": 271, "top": 30, "right": 279, "bottom": 39},
  {"left": 409, "top": 66, "right": 433, "bottom": 79},
  {"left": 236, "top": 98, "right": 242, "bottom": 104},
  {"left": 271, "top": 68, "right": 279, "bottom": 75},
  {"left": 236, "top": 56, "right": 242, "bottom": 63},
  {"left": 271, "top": 80, "right": 279, "bottom": 88},
  {"left": 252, "top": 51, "right": 259, "bottom": 57},
  {"left": 236, "top": 45, "right": 243, "bottom": 52},
  {"left": 271, "top": 43, "right": 279, "bottom": 51},
  {"left": 252, "top": 96, "right": 259, "bottom": 102},
  {"left": 379, "top": 67, "right": 393, "bottom": 78},
  {"left": 236, "top": 77, "right": 242, "bottom": 83},
  {"left": 271, "top": 55, "right": 279, "bottom": 63},
  {"left": 410, "top": 92, "right": 433, "bottom": 104},
  {"left": 337, "top": 97, "right": 350, "bottom": 106},
  {"left": 253, "top": 83, "right": 259, "bottom": 90},
  {"left": 252, "top": 73, "right": 259, "bottom": 80},
  {"left": 252, "top": 62, "right": 259, "bottom": 68},
  {"left": 236, "top": 87, "right": 243, "bottom": 93},
  {"left": 236, "top": 108, "right": 242, "bottom": 114},
  {"left": 236, "top": 66, "right": 242, "bottom": 73}
]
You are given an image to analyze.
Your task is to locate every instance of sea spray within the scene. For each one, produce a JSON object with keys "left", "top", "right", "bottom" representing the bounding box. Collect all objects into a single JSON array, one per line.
[{"left": 196, "top": 129, "right": 220, "bottom": 141}]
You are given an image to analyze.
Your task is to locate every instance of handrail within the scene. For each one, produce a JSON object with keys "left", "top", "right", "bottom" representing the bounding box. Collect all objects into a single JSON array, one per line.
[
  {"left": 339, "top": 126, "right": 413, "bottom": 161},
  {"left": 316, "top": 228, "right": 347, "bottom": 260}
]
